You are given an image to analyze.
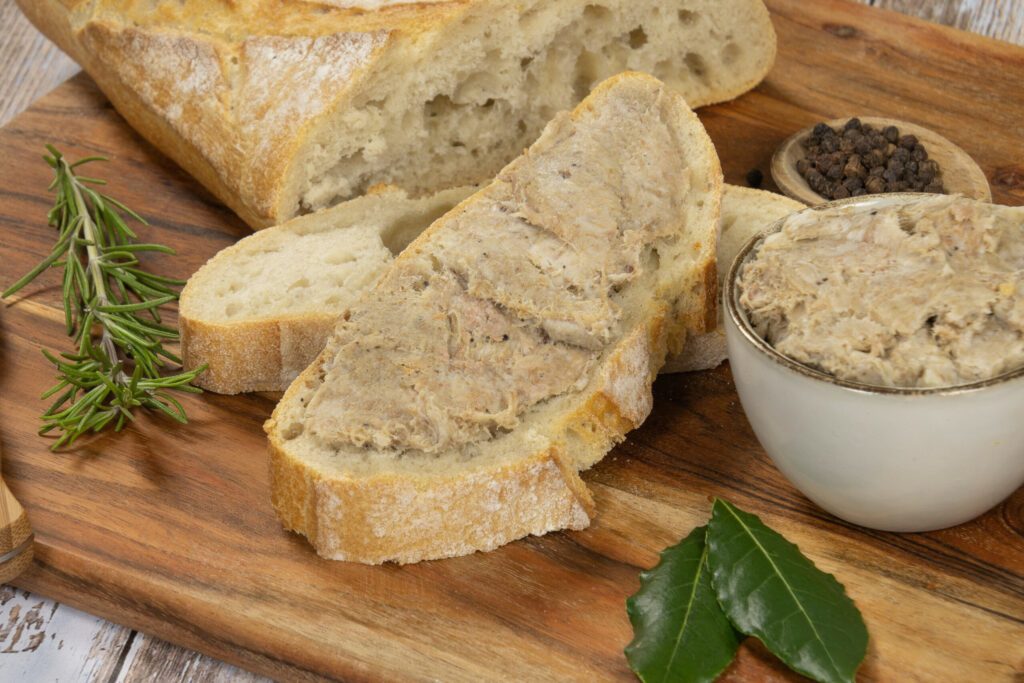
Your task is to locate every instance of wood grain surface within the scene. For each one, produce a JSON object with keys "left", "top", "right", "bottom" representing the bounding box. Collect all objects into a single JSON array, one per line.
[{"left": 1, "top": 0, "right": 1023, "bottom": 681}]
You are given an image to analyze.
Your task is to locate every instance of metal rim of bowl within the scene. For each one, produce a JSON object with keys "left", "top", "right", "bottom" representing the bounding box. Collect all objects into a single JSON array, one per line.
[{"left": 725, "top": 192, "right": 1024, "bottom": 397}]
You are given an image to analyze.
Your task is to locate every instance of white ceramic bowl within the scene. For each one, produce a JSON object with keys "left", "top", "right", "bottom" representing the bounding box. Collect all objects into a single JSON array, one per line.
[{"left": 724, "top": 194, "right": 1024, "bottom": 532}]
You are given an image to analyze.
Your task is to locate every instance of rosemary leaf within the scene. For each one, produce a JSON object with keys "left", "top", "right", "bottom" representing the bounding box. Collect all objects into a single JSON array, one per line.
[{"left": 3, "top": 146, "right": 207, "bottom": 450}]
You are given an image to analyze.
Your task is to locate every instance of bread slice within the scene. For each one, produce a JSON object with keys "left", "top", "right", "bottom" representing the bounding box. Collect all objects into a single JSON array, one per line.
[
  {"left": 180, "top": 187, "right": 472, "bottom": 394},
  {"left": 664, "top": 185, "right": 803, "bottom": 372},
  {"left": 265, "top": 73, "right": 722, "bottom": 563},
  {"left": 19, "top": 0, "right": 774, "bottom": 228},
  {"left": 181, "top": 185, "right": 797, "bottom": 393}
]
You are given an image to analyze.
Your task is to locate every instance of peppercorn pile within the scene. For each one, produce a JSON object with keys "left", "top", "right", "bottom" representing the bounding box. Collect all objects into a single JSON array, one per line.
[{"left": 796, "top": 118, "right": 945, "bottom": 201}]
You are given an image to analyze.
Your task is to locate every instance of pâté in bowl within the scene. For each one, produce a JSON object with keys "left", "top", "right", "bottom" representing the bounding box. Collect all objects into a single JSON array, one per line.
[{"left": 724, "top": 192, "right": 1024, "bottom": 532}]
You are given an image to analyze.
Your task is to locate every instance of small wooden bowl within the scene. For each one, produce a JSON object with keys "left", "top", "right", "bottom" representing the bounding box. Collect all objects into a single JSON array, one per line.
[{"left": 771, "top": 117, "right": 992, "bottom": 206}]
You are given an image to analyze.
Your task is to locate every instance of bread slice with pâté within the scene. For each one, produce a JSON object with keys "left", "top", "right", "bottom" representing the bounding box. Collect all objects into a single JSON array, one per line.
[{"left": 264, "top": 72, "right": 722, "bottom": 564}]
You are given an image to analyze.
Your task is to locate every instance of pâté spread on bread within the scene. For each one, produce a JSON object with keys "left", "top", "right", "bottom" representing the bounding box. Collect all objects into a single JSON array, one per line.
[{"left": 739, "top": 195, "right": 1024, "bottom": 388}]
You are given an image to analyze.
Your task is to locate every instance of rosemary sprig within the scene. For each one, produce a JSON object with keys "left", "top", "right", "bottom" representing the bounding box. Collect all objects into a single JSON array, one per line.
[{"left": 3, "top": 145, "right": 205, "bottom": 449}]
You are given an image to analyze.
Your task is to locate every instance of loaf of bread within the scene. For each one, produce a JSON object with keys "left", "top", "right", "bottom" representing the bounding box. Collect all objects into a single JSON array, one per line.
[
  {"left": 18, "top": 0, "right": 774, "bottom": 228},
  {"left": 181, "top": 185, "right": 799, "bottom": 393},
  {"left": 265, "top": 73, "right": 722, "bottom": 563}
]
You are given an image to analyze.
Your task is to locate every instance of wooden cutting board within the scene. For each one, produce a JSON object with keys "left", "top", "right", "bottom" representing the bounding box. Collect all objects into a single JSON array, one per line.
[{"left": 1, "top": 0, "right": 1022, "bottom": 680}]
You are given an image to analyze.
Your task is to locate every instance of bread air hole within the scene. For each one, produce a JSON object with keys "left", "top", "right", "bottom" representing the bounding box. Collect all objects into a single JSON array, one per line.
[
  {"left": 722, "top": 41, "right": 741, "bottom": 65},
  {"left": 685, "top": 52, "right": 709, "bottom": 82},
  {"left": 628, "top": 27, "right": 648, "bottom": 49}
]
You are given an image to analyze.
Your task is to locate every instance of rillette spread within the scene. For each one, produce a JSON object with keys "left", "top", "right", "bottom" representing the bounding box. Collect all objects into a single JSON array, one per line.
[{"left": 739, "top": 195, "right": 1024, "bottom": 388}]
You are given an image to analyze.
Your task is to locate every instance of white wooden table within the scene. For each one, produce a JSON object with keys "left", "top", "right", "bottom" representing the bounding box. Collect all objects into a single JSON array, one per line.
[{"left": 1, "top": 0, "right": 1022, "bottom": 679}]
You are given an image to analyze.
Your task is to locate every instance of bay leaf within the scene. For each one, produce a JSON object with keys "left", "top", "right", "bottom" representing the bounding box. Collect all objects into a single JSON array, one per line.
[
  {"left": 707, "top": 499, "right": 868, "bottom": 683},
  {"left": 625, "top": 525, "right": 741, "bottom": 683}
]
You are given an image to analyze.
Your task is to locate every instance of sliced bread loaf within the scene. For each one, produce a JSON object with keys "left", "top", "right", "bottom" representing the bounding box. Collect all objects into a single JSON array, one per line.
[
  {"left": 20, "top": 0, "right": 774, "bottom": 228},
  {"left": 265, "top": 72, "right": 722, "bottom": 563},
  {"left": 181, "top": 185, "right": 798, "bottom": 393}
]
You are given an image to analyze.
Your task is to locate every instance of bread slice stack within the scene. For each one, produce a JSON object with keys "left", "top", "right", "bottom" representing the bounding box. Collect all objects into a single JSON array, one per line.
[
  {"left": 265, "top": 73, "right": 722, "bottom": 563},
  {"left": 181, "top": 185, "right": 801, "bottom": 393},
  {"left": 19, "top": 0, "right": 775, "bottom": 228}
]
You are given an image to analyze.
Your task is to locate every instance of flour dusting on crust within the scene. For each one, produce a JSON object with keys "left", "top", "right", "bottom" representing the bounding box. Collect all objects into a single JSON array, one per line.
[{"left": 80, "top": 23, "right": 387, "bottom": 215}]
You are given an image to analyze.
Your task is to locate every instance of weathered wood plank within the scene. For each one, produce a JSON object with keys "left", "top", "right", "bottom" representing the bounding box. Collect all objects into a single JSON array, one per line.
[
  {"left": 116, "top": 633, "right": 270, "bottom": 683},
  {"left": 0, "top": 0, "right": 79, "bottom": 127},
  {"left": 858, "top": 0, "right": 1024, "bottom": 45},
  {"left": 0, "top": 586, "right": 131, "bottom": 682}
]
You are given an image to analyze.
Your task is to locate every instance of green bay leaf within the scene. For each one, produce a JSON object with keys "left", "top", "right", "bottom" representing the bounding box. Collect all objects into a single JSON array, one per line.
[
  {"left": 707, "top": 499, "right": 868, "bottom": 683},
  {"left": 626, "top": 525, "right": 741, "bottom": 683}
]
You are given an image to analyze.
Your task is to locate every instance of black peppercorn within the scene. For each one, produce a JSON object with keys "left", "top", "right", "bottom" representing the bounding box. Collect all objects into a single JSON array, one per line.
[
  {"left": 865, "top": 176, "right": 886, "bottom": 194},
  {"left": 843, "top": 156, "right": 865, "bottom": 179},
  {"left": 796, "top": 119, "right": 946, "bottom": 201},
  {"left": 866, "top": 149, "right": 886, "bottom": 167}
]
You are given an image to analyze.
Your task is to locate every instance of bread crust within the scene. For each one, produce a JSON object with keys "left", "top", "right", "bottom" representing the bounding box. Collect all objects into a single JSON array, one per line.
[
  {"left": 264, "top": 73, "right": 722, "bottom": 563},
  {"left": 18, "top": 0, "right": 774, "bottom": 228},
  {"left": 182, "top": 314, "right": 337, "bottom": 394}
]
